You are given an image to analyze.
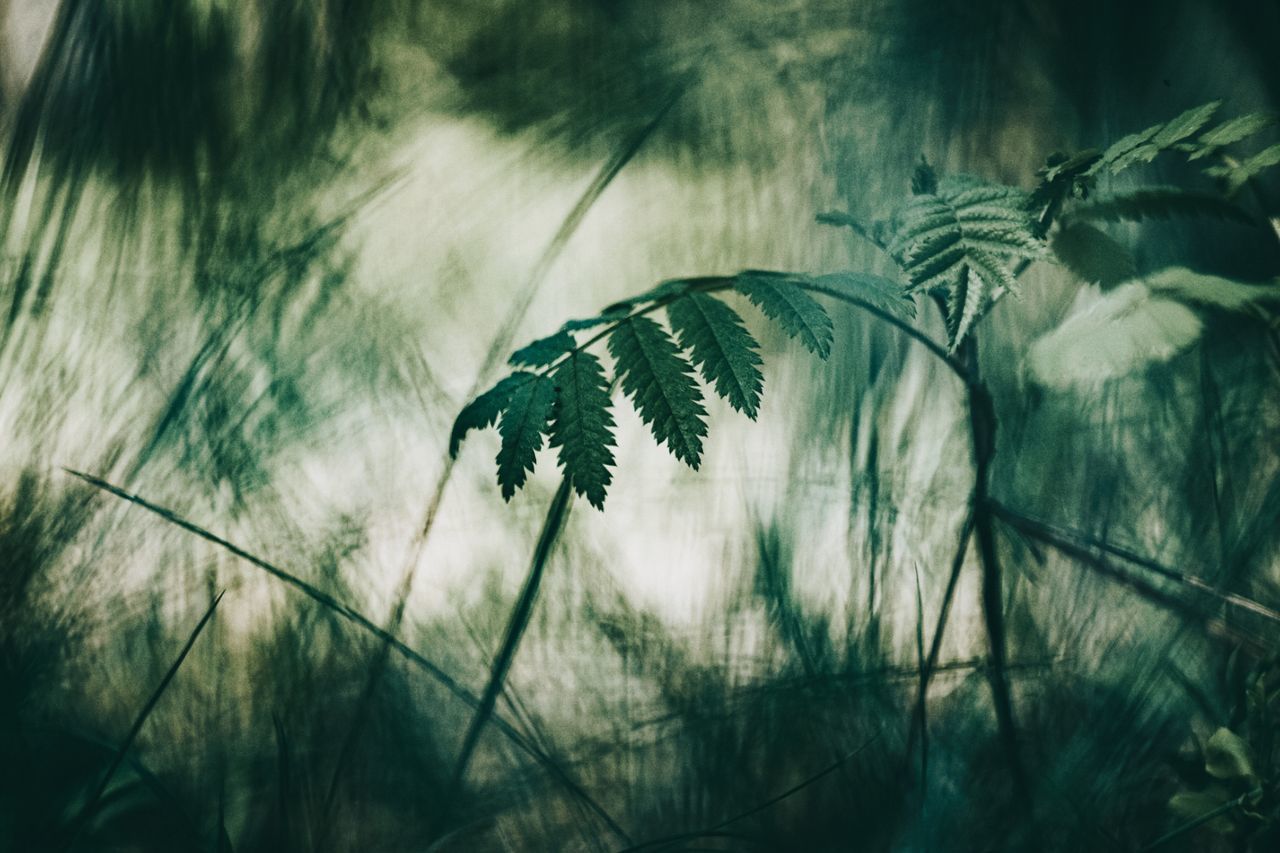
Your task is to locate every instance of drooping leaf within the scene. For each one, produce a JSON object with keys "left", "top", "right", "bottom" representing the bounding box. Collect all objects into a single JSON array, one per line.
[
  {"left": 1189, "top": 112, "right": 1276, "bottom": 159},
  {"left": 509, "top": 331, "right": 576, "bottom": 368},
  {"left": 807, "top": 271, "right": 916, "bottom": 320},
  {"left": 548, "top": 352, "right": 616, "bottom": 509},
  {"left": 735, "top": 272, "right": 835, "bottom": 359},
  {"left": 1026, "top": 283, "right": 1203, "bottom": 390},
  {"left": 450, "top": 373, "right": 536, "bottom": 458},
  {"left": 667, "top": 292, "right": 764, "bottom": 418},
  {"left": 1050, "top": 222, "right": 1137, "bottom": 289},
  {"left": 1070, "top": 188, "right": 1256, "bottom": 226},
  {"left": 608, "top": 316, "right": 708, "bottom": 468},
  {"left": 495, "top": 374, "right": 556, "bottom": 500}
]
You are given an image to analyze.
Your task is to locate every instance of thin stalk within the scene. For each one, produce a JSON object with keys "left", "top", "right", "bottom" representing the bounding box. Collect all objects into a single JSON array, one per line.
[
  {"left": 444, "top": 477, "right": 575, "bottom": 807},
  {"left": 60, "top": 591, "right": 224, "bottom": 852}
]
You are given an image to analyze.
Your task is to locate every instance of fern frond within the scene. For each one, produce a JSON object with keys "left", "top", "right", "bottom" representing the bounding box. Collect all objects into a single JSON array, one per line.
[
  {"left": 495, "top": 374, "right": 555, "bottom": 499},
  {"left": 548, "top": 352, "right": 616, "bottom": 509},
  {"left": 608, "top": 316, "right": 709, "bottom": 469},
  {"left": 734, "top": 273, "right": 835, "bottom": 359},
  {"left": 450, "top": 373, "right": 537, "bottom": 458},
  {"left": 667, "top": 292, "right": 764, "bottom": 418},
  {"left": 1070, "top": 188, "right": 1256, "bottom": 226}
]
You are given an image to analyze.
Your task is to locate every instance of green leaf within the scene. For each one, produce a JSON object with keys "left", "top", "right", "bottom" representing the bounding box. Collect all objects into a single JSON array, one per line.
[
  {"left": 1051, "top": 222, "right": 1138, "bottom": 289},
  {"left": 889, "top": 176, "right": 1041, "bottom": 348},
  {"left": 1026, "top": 283, "right": 1203, "bottom": 390},
  {"left": 1207, "top": 142, "right": 1280, "bottom": 194},
  {"left": 1070, "top": 188, "right": 1256, "bottom": 226},
  {"left": 1203, "top": 728, "right": 1256, "bottom": 782},
  {"left": 509, "top": 331, "right": 576, "bottom": 368},
  {"left": 945, "top": 267, "right": 983, "bottom": 348},
  {"left": 548, "top": 352, "right": 616, "bottom": 509},
  {"left": 1151, "top": 100, "right": 1223, "bottom": 148},
  {"left": 808, "top": 271, "right": 916, "bottom": 320},
  {"left": 667, "top": 292, "right": 764, "bottom": 418},
  {"left": 1168, "top": 786, "right": 1236, "bottom": 835},
  {"left": 735, "top": 272, "right": 835, "bottom": 359},
  {"left": 608, "top": 316, "right": 708, "bottom": 468},
  {"left": 1092, "top": 101, "right": 1222, "bottom": 175},
  {"left": 1190, "top": 112, "right": 1276, "bottom": 159},
  {"left": 450, "top": 373, "right": 535, "bottom": 458},
  {"left": 495, "top": 374, "right": 556, "bottom": 500}
]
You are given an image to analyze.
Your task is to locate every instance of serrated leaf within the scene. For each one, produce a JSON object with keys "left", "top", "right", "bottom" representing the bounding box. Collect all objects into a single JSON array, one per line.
[
  {"left": 1151, "top": 100, "right": 1222, "bottom": 148},
  {"left": 509, "top": 331, "right": 576, "bottom": 368},
  {"left": 889, "top": 176, "right": 1040, "bottom": 343},
  {"left": 1094, "top": 101, "right": 1222, "bottom": 175},
  {"left": 667, "top": 292, "right": 764, "bottom": 418},
  {"left": 1190, "top": 112, "right": 1276, "bottom": 158},
  {"left": 450, "top": 373, "right": 535, "bottom": 458},
  {"left": 808, "top": 271, "right": 916, "bottom": 320},
  {"left": 1026, "top": 283, "right": 1203, "bottom": 390},
  {"left": 548, "top": 352, "right": 616, "bottom": 509},
  {"left": 495, "top": 374, "right": 555, "bottom": 500},
  {"left": 608, "top": 316, "right": 708, "bottom": 468},
  {"left": 945, "top": 267, "right": 982, "bottom": 348},
  {"left": 735, "top": 273, "right": 834, "bottom": 359},
  {"left": 1070, "top": 187, "right": 1256, "bottom": 226},
  {"left": 1051, "top": 222, "right": 1137, "bottom": 289}
]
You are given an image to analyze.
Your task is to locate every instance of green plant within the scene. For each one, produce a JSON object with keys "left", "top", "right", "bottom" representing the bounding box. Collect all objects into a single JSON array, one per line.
[{"left": 450, "top": 99, "right": 1280, "bottom": 822}]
